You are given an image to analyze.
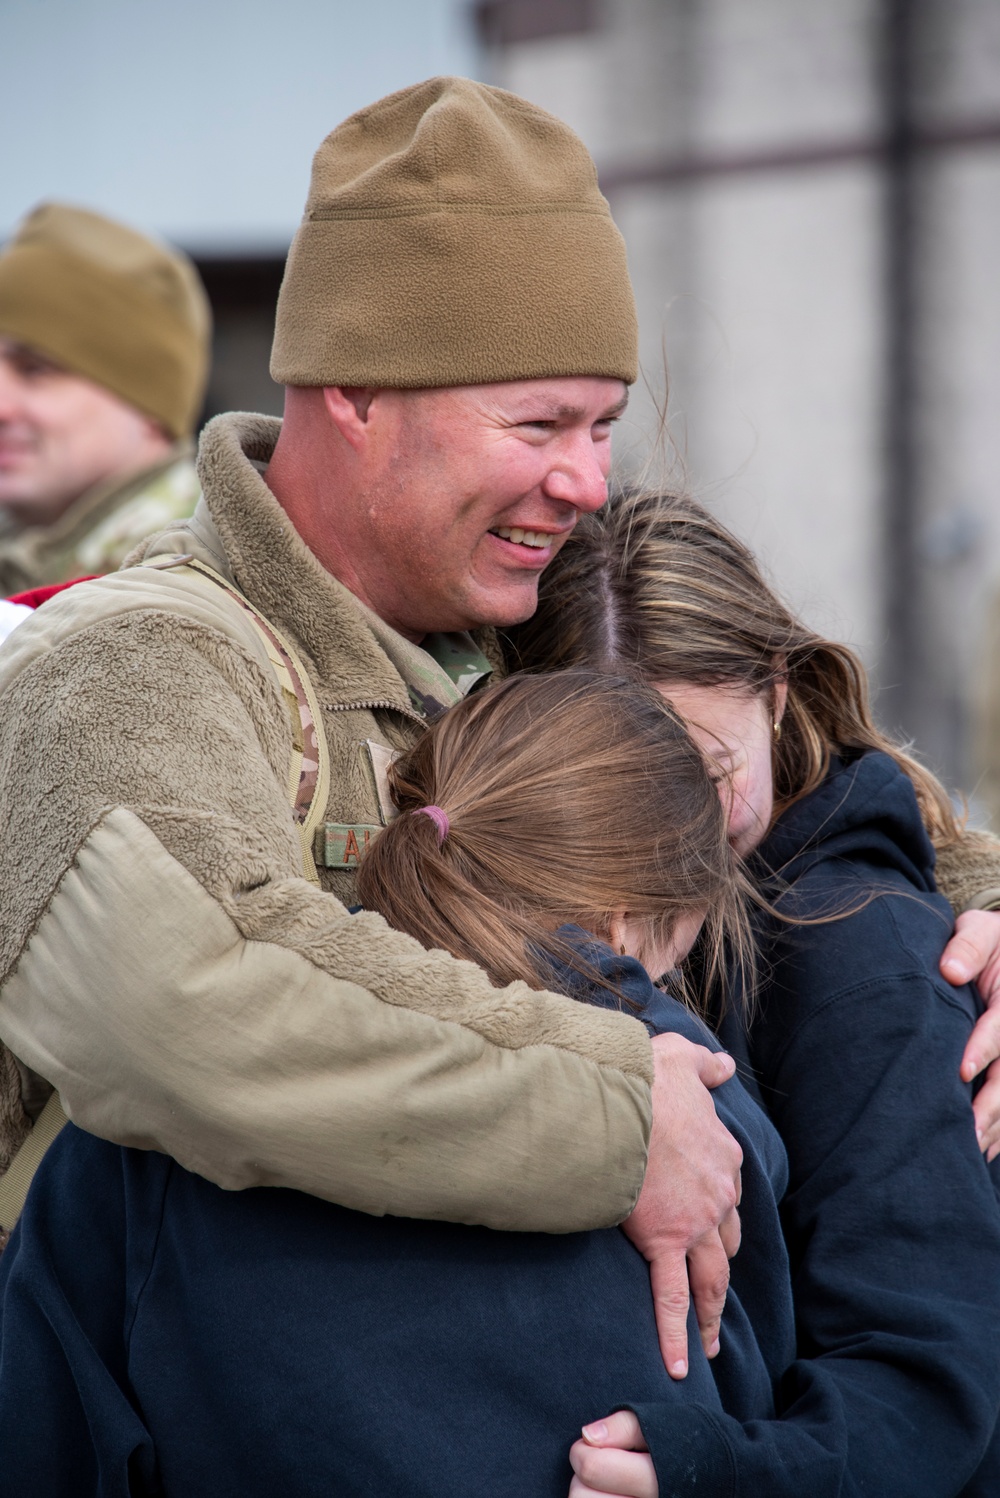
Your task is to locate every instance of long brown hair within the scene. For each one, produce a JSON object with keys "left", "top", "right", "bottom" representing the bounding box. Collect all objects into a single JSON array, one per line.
[
  {"left": 505, "top": 491, "right": 963, "bottom": 848},
  {"left": 356, "top": 669, "right": 751, "bottom": 1014}
]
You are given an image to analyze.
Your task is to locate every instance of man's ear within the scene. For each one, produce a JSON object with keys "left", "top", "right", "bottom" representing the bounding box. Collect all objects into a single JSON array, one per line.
[{"left": 322, "top": 386, "right": 380, "bottom": 449}]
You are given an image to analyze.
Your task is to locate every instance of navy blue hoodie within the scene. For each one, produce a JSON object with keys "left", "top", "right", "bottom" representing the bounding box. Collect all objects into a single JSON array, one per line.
[
  {"left": 0, "top": 936, "right": 800, "bottom": 1498},
  {"left": 4, "top": 787, "right": 996, "bottom": 1496},
  {"left": 637, "top": 750, "right": 1000, "bottom": 1496}
]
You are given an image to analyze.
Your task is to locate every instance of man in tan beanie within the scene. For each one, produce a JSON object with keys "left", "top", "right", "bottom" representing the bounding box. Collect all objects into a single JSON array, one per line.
[
  {"left": 0, "top": 78, "right": 752, "bottom": 1381},
  {"left": 0, "top": 202, "right": 210, "bottom": 595}
]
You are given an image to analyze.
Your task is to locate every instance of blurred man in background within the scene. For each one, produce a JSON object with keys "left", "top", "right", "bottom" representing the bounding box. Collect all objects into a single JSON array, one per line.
[{"left": 0, "top": 202, "right": 211, "bottom": 596}]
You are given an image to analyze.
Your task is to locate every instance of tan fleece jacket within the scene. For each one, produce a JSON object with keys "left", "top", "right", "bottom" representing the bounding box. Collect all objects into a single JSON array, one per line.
[{"left": 0, "top": 413, "right": 653, "bottom": 1230}]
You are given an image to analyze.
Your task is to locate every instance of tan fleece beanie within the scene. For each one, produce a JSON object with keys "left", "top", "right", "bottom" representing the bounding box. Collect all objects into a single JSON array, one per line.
[
  {"left": 271, "top": 76, "right": 637, "bottom": 389},
  {"left": 0, "top": 203, "right": 212, "bottom": 438}
]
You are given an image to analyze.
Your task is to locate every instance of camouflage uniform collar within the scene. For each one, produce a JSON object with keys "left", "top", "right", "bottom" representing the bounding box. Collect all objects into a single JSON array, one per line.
[
  {"left": 359, "top": 604, "right": 493, "bottom": 719},
  {"left": 423, "top": 633, "right": 494, "bottom": 695}
]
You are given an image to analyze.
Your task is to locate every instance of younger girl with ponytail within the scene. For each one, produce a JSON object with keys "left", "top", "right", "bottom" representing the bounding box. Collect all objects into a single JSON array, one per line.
[{"left": 356, "top": 667, "right": 744, "bottom": 1011}]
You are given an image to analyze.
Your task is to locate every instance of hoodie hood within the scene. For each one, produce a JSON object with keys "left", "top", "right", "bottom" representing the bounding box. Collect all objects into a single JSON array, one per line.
[
  {"left": 546, "top": 925, "right": 718, "bottom": 1046},
  {"left": 753, "top": 750, "right": 937, "bottom": 900}
]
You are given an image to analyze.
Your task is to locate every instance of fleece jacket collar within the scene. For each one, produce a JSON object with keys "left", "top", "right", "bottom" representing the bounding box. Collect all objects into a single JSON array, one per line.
[{"left": 163, "top": 412, "right": 494, "bottom": 719}]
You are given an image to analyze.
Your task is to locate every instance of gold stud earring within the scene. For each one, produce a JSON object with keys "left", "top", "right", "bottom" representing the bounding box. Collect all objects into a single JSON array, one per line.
[
  {"left": 773, "top": 719, "right": 782, "bottom": 742},
  {"left": 619, "top": 944, "right": 627, "bottom": 956}
]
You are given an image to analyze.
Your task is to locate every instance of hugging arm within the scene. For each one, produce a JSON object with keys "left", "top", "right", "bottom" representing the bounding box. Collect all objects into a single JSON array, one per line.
[
  {"left": 935, "top": 829, "right": 1000, "bottom": 1153},
  {"left": 0, "top": 593, "right": 652, "bottom": 1233},
  {"left": 570, "top": 1393, "right": 847, "bottom": 1498},
  {"left": 745, "top": 966, "right": 1000, "bottom": 1494},
  {"left": 0, "top": 581, "right": 745, "bottom": 1312},
  {"left": 578, "top": 960, "right": 1000, "bottom": 1494}
]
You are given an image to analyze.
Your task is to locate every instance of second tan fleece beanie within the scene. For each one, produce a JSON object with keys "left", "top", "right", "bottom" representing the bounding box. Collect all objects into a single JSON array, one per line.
[
  {"left": 0, "top": 203, "right": 212, "bottom": 438},
  {"left": 271, "top": 76, "right": 637, "bottom": 389}
]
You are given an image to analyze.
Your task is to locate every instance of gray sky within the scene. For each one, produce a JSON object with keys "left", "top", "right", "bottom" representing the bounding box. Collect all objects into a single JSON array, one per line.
[{"left": 1, "top": 0, "right": 478, "bottom": 251}]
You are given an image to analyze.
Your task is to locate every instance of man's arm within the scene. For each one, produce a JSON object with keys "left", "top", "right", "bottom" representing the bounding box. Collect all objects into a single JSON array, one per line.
[
  {"left": 935, "top": 829, "right": 1000, "bottom": 1152},
  {"left": 0, "top": 596, "right": 655, "bottom": 1231},
  {"left": 935, "top": 826, "right": 1000, "bottom": 919}
]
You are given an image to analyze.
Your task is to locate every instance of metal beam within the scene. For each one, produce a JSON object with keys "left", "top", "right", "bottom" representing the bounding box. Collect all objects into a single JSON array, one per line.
[{"left": 597, "top": 115, "right": 1000, "bottom": 196}]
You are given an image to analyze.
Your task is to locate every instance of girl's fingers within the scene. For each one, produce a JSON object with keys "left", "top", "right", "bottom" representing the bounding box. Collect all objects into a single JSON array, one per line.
[
  {"left": 942, "top": 910, "right": 1000, "bottom": 988},
  {"left": 580, "top": 1410, "right": 648, "bottom": 1450},
  {"left": 569, "top": 1441, "right": 658, "bottom": 1497},
  {"left": 972, "top": 1063, "right": 1000, "bottom": 1150}
]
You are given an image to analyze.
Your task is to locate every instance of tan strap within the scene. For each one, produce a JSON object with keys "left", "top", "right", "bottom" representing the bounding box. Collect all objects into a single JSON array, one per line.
[
  {"left": 143, "top": 554, "right": 331, "bottom": 883},
  {"left": 0, "top": 1092, "right": 68, "bottom": 1236}
]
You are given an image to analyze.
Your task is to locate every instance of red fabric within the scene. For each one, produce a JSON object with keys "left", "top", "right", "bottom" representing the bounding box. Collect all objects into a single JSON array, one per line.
[{"left": 7, "top": 577, "right": 98, "bottom": 609}]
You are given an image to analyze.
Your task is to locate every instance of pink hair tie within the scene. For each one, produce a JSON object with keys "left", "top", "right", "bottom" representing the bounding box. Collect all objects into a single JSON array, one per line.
[{"left": 413, "top": 805, "right": 450, "bottom": 844}]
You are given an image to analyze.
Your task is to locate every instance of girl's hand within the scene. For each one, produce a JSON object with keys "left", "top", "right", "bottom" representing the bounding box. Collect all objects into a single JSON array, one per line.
[
  {"left": 569, "top": 1411, "right": 658, "bottom": 1497},
  {"left": 941, "top": 909, "right": 1000, "bottom": 1157}
]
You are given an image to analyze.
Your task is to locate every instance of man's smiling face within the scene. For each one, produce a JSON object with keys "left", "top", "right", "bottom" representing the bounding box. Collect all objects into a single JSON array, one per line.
[{"left": 318, "top": 376, "right": 628, "bottom": 640}]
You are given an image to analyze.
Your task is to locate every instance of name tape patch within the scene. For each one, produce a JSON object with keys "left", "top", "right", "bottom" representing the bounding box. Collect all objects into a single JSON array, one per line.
[{"left": 315, "top": 823, "right": 383, "bottom": 869}]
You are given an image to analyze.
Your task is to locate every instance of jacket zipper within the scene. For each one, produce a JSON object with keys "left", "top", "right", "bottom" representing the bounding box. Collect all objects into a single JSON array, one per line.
[{"left": 321, "top": 698, "right": 425, "bottom": 725}]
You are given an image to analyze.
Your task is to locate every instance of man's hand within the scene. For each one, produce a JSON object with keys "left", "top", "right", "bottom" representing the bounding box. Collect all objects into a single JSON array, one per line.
[
  {"left": 569, "top": 1411, "right": 658, "bottom": 1497},
  {"left": 622, "top": 1032, "right": 742, "bottom": 1379},
  {"left": 942, "top": 909, "right": 1000, "bottom": 1157}
]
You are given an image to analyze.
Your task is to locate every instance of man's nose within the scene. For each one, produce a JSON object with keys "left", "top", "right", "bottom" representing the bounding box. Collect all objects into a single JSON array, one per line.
[{"left": 541, "top": 431, "right": 610, "bottom": 514}]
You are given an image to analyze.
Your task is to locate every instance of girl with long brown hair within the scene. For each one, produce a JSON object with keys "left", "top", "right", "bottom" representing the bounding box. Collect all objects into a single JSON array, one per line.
[
  {"left": 508, "top": 489, "right": 965, "bottom": 852},
  {"left": 507, "top": 492, "right": 1000, "bottom": 1498}
]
